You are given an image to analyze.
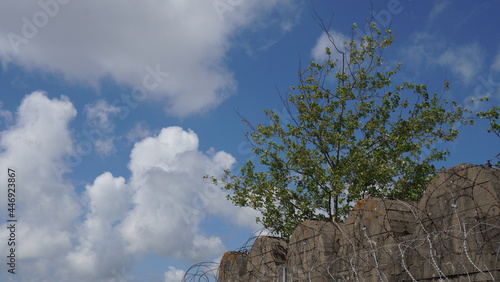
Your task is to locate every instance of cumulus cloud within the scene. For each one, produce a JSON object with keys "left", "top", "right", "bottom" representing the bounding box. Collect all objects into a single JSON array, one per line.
[
  {"left": 64, "top": 172, "right": 133, "bottom": 280},
  {"left": 0, "top": 0, "right": 301, "bottom": 117},
  {"left": 0, "top": 91, "right": 80, "bottom": 280},
  {"left": 437, "top": 42, "right": 484, "bottom": 84},
  {"left": 0, "top": 92, "right": 261, "bottom": 281},
  {"left": 120, "top": 126, "right": 260, "bottom": 260}
]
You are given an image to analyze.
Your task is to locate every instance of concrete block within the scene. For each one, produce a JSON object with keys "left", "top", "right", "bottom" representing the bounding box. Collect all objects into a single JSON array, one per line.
[
  {"left": 246, "top": 236, "right": 287, "bottom": 281},
  {"left": 218, "top": 251, "right": 248, "bottom": 282},
  {"left": 410, "top": 163, "right": 500, "bottom": 280},
  {"left": 286, "top": 220, "right": 346, "bottom": 281}
]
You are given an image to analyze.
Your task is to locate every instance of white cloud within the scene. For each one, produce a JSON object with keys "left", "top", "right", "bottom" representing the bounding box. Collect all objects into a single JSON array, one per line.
[
  {"left": 119, "top": 126, "right": 258, "bottom": 260},
  {"left": 0, "top": 92, "right": 261, "bottom": 281},
  {"left": 64, "top": 172, "right": 133, "bottom": 280},
  {"left": 0, "top": 92, "right": 80, "bottom": 280},
  {"left": 311, "top": 30, "right": 350, "bottom": 64},
  {"left": 128, "top": 127, "right": 201, "bottom": 176},
  {"left": 85, "top": 172, "right": 132, "bottom": 224},
  {"left": 0, "top": 0, "right": 301, "bottom": 117},
  {"left": 164, "top": 266, "right": 185, "bottom": 282},
  {"left": 437, "top": 42, "right": 484, "bottom": 84}
]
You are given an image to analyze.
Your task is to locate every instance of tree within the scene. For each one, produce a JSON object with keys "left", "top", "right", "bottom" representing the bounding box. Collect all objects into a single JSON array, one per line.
[
  {"left": 478, "top": 104, "right": 500, "bottom": 138},
  {"left": 208, "top": 23, "right": 472, "bottom": 238},
  {"left": 477, "top": 103, "right": 500, "bottom": 166}
]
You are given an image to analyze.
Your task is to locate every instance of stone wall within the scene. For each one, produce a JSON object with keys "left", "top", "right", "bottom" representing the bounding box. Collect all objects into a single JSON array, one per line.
[{"left": 217, "top": 164, "right": 500, "bottom": 281}]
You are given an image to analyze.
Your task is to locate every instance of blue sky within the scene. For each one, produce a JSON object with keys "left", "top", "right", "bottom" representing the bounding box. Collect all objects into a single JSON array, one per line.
[{"left": 0, "top": 0, "right": 499, "bottom": 281}]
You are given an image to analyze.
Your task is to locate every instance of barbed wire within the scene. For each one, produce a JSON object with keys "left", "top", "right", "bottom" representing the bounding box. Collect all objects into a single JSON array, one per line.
[{"left": 183, "top": 164, "right": 500, "bottom": 281}]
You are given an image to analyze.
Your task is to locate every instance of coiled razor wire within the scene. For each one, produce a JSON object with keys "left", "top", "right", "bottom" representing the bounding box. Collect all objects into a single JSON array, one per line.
[
  {"left": 183, "top": 165, "right": 500, "bottom": 281},
  {"left": 182, "top": 218, "right": 499, "bottom": 281}
]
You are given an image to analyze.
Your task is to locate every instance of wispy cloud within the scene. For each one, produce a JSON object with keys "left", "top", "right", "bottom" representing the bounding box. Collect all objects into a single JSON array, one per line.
[
  {"left": 0, "top": 102, "right": 12, "bottom": 125},
  {"left": 428, "top": 0, "right": 452, "bottom": 25},
  {"left": 400, "top": 31, "right": 484, "bottom": 84},
  {"left": 83, "top": 100, "right": 120, "bottom": 156},
  {"left": 126, "top": 122, "right": 151, "bottom": 143},
  {"left": 84, "top": 100, "right": 120, "bottom": 130},
  {"left": 437, "top": 42, "right": 484, "bottom": 84},
  {"left": 492, "top": 45, "right": 500, "bottom": 72}
]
